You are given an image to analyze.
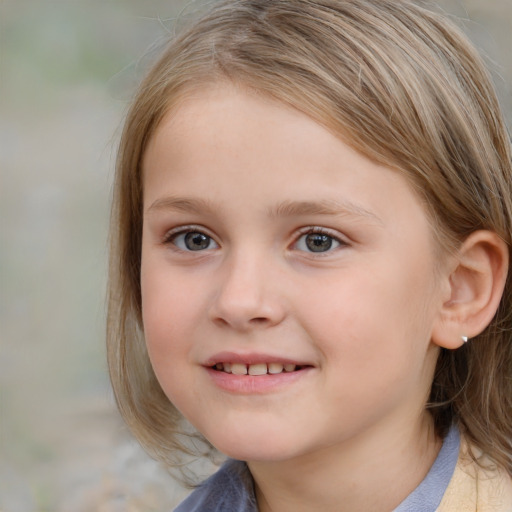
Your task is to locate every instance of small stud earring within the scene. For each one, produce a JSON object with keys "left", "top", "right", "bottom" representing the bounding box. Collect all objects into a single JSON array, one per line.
[{"left": 462, "top": 335, "right": 468, "bottom": 343}]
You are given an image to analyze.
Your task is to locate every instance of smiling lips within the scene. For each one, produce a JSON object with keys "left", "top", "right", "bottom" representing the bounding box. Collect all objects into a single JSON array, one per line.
[
  {"left": 213, "top": 362, "right": 305, "bottom": 375},
  {"left": 205, "top": 353, "right": 313, "bottom": 393}
]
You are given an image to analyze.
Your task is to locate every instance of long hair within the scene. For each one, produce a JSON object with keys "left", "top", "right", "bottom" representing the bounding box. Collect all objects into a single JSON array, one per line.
[{"left": 108, "top": 0, "right": 512, "bottom": 473}]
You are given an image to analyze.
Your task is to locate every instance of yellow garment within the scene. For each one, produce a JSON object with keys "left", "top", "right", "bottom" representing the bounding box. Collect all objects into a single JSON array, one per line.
[{"left": 437, "top": 442, "right": 512, "bottom": 512}]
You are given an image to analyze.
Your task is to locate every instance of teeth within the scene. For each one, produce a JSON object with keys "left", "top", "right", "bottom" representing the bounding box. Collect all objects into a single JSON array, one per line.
[
  {"left": 214, "top": 362, "right": 302, "bottom": 375},
  {"left": 268, "top": 362, "right": 284, "bottom": 374},
  {"left": 231, "top": 363, "right": 248, "bottom": 375},
  {"left": 248, "top": 363, "right": 268, "bottom": 376}
]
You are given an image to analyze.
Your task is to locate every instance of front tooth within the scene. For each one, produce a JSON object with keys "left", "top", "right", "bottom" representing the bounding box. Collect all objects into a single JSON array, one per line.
[
  {"left": 268, "top": 363, "right": 284, "bottom": 374},
  {"left": 231, "top": 363, "right": 248, "bottom": 375},
  {"left": 248, "top": 363, "right": 268, "bottom": 376},
  {"left": 223, "top": 363, "right": 232, "bottom": 373},
  {"left": 284, "top": 363, "right": 296, "bottom": 372}
]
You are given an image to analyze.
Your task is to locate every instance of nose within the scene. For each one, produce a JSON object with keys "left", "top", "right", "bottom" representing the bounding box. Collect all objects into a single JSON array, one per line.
[{"left": 209, "top": 250, "right": 286, "bottom": 331}]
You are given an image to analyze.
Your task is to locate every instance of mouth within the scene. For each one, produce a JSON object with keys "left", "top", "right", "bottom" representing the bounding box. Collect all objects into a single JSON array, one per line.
[
  {"left": 211, "top": 362, "right": 310, "bottom": 376},
  {"left": 204, "top": 352, "right": 314, "bottom": 393}
]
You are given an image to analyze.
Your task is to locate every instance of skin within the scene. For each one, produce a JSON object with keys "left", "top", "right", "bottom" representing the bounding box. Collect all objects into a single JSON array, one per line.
[{"left": 141, "top": 83, "right": 450, "bottom": 511}]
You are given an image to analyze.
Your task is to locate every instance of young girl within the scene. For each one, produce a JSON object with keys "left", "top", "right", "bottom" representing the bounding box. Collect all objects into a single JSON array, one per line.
[{"left": 107, "top": 0, "right": 512, "bottom": 510}]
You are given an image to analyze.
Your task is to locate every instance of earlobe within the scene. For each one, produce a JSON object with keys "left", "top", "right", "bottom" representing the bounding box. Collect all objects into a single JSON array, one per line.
[{"left": 431, "top": 230, "right": 509, "bottom": 350}]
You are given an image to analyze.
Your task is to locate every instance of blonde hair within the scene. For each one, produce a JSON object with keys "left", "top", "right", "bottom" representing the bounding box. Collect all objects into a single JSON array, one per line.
[{"left": 108, "top": 0, "right": 512, "bottom": 474}]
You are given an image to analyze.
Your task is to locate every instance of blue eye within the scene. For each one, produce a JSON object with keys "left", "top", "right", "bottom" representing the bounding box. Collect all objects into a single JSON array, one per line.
[
  {"left": 295, "top": 231, "right": 341, "bottom": 253},
  {"left": 171, "top": 231, "right": 218, "bottom": 251}
]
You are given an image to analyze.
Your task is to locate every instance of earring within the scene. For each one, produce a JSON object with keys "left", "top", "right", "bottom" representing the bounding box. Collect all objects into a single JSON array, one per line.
[{"left": 461, "top": 335, "right": 468, "bottom": 343}]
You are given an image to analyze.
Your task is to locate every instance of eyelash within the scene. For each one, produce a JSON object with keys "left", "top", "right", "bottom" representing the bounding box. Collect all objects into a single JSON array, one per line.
[
  {"left": 293, "top": 227, "right": 346, "bottom": 254},
  {"left": 163, "top": 225, "right": 219, "bottom": 252},
  {"left": 162, "top": 226, "right": 347, "bottom": 254}
]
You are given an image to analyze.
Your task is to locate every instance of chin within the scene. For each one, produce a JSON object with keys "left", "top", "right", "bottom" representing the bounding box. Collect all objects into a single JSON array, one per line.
[
  {"left": 205, "top": 428, "right": 300, "bottom": 462},
  {"left": 220, "top": 445, "right": 297, "bottom": 463}
]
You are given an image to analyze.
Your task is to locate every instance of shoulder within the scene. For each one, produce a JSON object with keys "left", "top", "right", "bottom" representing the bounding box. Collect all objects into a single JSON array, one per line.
[
  {"left": 173, "top": 459, "right": 258, "bottom": 512},
  {"left": 437, "top": 439, "right": 512, "bottom": 512}
]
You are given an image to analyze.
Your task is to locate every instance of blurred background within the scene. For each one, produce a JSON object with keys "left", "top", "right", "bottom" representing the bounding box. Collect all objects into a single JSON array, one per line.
[{"left": 0, "top": 1, "right": 510, "bottom": 511}]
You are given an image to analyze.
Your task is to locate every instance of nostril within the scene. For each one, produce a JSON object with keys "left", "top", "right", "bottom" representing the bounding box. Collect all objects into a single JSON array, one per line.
[
  {"left": 215, "top": 317, "right": 230, "bottom": 326},
  {"left": 250, "top": 317, "right": 269, "bottom": 324}
]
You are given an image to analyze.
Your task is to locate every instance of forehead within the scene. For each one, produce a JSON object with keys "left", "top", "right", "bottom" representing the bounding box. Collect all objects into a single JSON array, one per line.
[{"left": 144, "top": 82, "right": 378, "bottom": 187}]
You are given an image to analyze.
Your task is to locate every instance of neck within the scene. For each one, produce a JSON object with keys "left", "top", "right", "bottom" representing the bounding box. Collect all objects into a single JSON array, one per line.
[{"left": 248, "top": 413, "right": 441, "bottom": 512}]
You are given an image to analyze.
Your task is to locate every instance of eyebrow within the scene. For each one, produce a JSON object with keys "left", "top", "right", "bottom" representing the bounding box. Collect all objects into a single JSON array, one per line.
[
  {"left": 146, "top": 196, "right": 217, "bottom": 216},
  {"left": 269, "top": 199, "right": 383, "bottom": 225},
  {"left": 146, "top": 196, "right": 382, "bottom": 225}
]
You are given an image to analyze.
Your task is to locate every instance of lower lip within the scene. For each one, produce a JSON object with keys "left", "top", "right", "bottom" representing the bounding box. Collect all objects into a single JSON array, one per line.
[{"left": 205, "top": 367, "right": 312, "bottom": 394}]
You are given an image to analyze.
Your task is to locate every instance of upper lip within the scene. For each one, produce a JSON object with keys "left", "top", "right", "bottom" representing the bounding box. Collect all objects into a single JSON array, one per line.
[{"left": 203, "top": 351, "right": 314, "bottom": 367}]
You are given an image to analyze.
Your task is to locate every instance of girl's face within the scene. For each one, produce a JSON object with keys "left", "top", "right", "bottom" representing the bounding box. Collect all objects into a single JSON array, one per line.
[{"left": 141, "top": 84, "right": 446, "bottom": 463}]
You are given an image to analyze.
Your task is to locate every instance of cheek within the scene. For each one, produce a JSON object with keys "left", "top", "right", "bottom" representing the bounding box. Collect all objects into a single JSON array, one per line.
[
  {"left": 301, "top": 262, "right": 436, "bottom": 371},
  {"left": 306, "top": 274, "right": 437, "bottom": 427},
  {"left": 141, "top": 262, "right": 195, "bottom": 366},
  {"left": 140, "top": 268, "right": 203, "bottom": 413}
]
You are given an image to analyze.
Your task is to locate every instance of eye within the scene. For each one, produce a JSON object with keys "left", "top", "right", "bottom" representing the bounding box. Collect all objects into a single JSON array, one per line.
[
  {"left": 294, "top": 230, "right": 342, "bottom": 253},
  {"left": 168, "top": 230, "right": 219, "bottom": 252}
]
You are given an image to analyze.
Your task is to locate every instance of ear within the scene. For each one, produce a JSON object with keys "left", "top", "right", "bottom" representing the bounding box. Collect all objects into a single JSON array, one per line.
[{"left": 431, "top": 230, "right": 509, "bottom": 349}]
